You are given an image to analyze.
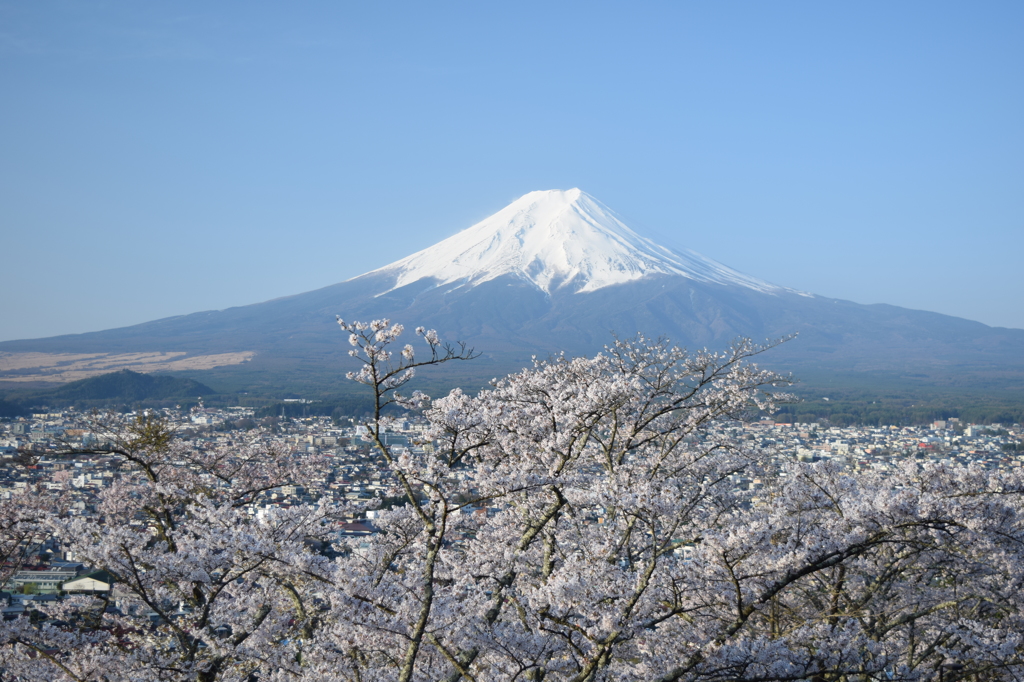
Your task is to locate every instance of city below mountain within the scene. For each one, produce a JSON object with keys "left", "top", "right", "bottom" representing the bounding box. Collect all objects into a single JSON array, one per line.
[{"left": 2, "top": 189, "right": 1023, "bottom": 399}]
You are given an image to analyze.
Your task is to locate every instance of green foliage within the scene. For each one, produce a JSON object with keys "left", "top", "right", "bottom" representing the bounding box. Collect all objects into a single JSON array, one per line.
[
  {"left": 122, "top": 412, "right": 175, "bottom": 454},
  {"left": 775, "top": 385, "right": 1024, "bottom": 426}
]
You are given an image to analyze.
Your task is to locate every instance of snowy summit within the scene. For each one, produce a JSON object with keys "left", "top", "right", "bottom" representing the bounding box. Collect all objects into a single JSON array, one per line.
[{"left": 365, "top": 188, "right": 786, "bottom": 296}]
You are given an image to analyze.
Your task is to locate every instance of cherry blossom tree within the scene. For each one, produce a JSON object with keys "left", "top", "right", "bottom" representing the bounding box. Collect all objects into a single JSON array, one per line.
[
  {"left": 0, "top": 413, "right": 338, "bottom": 682},
  {"left": 1, "top": 320, "right": 1024, "bottom": 682}
]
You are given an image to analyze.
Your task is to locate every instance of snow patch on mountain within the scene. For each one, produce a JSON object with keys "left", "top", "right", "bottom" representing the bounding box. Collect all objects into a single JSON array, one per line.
[{"left": 361, "top": 188, "right": 797, "bottom": 296}]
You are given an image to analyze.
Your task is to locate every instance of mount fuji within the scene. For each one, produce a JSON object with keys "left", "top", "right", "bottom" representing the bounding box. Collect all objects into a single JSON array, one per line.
[
  {"left": 369, "top": 188, "right": 787, "bottom": 296},
  {"left": 3, "top": 189, "right": 1023, "bottom": 393}
]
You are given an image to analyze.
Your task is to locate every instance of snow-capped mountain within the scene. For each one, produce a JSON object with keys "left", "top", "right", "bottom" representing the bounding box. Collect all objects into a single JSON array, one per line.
[
  {"left": 3, "top": 188, "right": 1023, "bottom": 394},
  {"left": 366, "top": 188, "right": 789, "bottom": 296}
]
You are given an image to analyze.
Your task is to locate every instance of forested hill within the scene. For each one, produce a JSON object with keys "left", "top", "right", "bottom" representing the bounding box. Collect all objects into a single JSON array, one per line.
[{"left": 53, "top": 370, "right": 213, "bottom": 402}]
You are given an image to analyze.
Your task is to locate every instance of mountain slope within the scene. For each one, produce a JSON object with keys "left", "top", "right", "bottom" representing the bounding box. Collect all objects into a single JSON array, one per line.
[{"left": 2, "top": 189, "right": 1022, "bottom": 394}]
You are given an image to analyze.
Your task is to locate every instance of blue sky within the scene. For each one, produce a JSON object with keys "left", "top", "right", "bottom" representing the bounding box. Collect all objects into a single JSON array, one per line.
[{"left": 2, "top": 1, "right": 1022, "bottom": 341}]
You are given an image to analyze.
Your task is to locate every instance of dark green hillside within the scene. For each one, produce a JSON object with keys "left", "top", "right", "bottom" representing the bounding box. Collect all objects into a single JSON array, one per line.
[
  {"left": 0, "top": 371, "right": 217, "bottom": 412},
  {"left": 0, "top": 398, "right": 25, "bottom": 418},
  {"left": 49, "top": 370, "right": 214, "bottom": 402},
  {"left": 779, "top": 382, "right": 1024, "bottom": 427}
]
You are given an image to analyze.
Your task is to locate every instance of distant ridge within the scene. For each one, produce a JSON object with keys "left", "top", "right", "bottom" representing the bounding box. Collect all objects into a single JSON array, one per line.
[{"left": 46, "top": 370, "right": 213, "bottom": 403}]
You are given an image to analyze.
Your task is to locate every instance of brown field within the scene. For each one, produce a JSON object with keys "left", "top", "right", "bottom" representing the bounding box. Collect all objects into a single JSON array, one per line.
[{"left": 0, "top": 351, "right": 255, "bottom": 383}]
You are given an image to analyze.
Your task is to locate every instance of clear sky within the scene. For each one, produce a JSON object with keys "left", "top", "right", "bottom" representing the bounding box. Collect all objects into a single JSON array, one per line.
[{"left": 2, "top": 1, "right": 1022, "bottom": 342}]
